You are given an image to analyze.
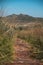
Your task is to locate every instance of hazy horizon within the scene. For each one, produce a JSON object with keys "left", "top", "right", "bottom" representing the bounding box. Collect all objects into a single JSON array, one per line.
[{"left": 0, "top": 0, "right": 43, "bottom": 18}]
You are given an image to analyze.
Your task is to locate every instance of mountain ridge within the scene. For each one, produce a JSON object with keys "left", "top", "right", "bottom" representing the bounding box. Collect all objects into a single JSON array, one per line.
[{"left": 2, "top": 14, "right": 43, "bottom": 23}]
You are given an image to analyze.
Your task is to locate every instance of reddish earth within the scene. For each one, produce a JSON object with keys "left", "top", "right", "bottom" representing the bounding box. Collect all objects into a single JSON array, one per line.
[{"left": 5, "top": 38, "right": 43, "bottom": 65}]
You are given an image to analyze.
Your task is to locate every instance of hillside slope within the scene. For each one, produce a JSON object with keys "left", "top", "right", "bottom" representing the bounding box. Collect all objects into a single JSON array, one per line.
[{"left": 2, "top": 14, "right": 43, "bottom": 24}]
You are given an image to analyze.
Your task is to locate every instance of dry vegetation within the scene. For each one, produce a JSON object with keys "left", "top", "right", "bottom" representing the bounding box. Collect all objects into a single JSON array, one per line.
[
  {"left": 17, "top": 22, "right": 43, "bottom": 61},
  {"left": 0, "top": 14, "right": 43, "bottom": 65}
]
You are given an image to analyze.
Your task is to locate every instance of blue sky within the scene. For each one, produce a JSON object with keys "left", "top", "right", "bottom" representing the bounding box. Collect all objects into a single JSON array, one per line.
[{"left": 0, "top": 0, "right": 43, "bottom": 17}]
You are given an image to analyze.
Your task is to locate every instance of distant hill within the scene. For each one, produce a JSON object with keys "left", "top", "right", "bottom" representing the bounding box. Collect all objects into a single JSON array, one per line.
[{"left": 2, "top": 14, "right": 43, "bottom": 23}]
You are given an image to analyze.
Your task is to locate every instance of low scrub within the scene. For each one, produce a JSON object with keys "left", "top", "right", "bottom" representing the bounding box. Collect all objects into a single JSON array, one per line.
[{"left": 17, "top": 26, "right": 43, "bottom": 60}]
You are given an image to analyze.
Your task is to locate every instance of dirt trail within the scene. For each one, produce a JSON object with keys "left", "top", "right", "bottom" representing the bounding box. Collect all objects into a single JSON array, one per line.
[
  {"left": 14, "top": 38, "right": 31, "bottom": 60},
  {"left": 6, "top": 38, "right": 43, "bottom": 65},
  {"left": 13, "top": 38, "right": 43, "bottom": 65}
]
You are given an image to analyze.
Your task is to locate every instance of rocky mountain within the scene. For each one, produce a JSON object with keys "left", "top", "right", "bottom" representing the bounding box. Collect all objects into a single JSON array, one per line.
[{"left": 2, "top": 14, "right": 43, "bottom": 24}]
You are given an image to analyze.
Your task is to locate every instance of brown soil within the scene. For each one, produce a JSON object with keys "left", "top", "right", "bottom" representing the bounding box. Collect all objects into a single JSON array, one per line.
[{"left": 5, "top": 38, "right": 43, "bottom": 65}]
